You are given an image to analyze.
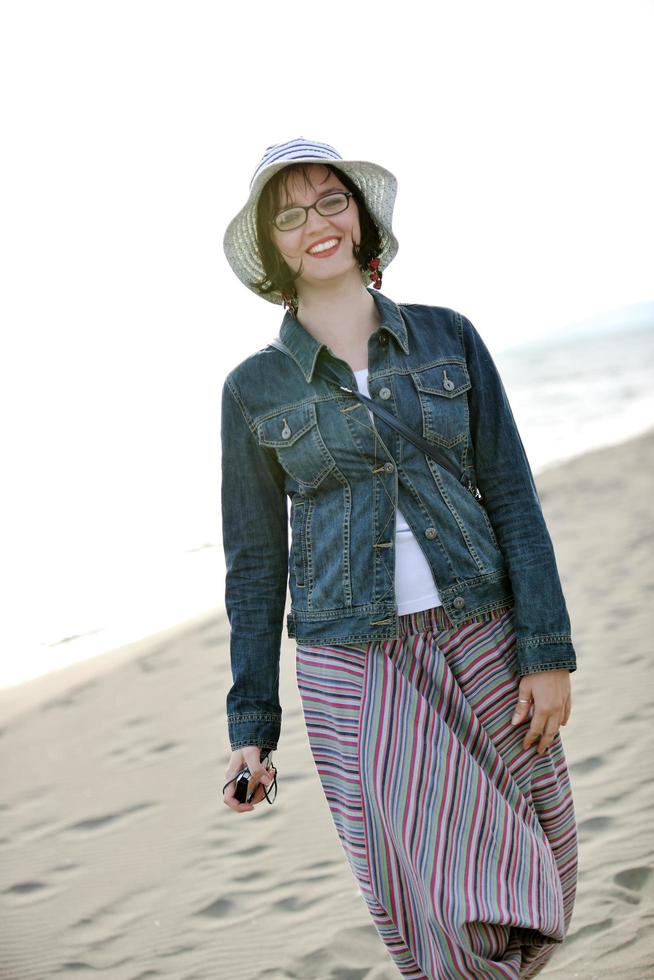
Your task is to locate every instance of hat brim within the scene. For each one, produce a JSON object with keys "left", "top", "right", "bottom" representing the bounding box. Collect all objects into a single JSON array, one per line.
[{"left": 223, "top": 157, "right": 399, "bottom": 306}]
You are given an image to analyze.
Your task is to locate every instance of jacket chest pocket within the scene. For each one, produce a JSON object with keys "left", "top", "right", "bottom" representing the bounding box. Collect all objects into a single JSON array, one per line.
[
  {"left": 411, "top": 361, "right": 472, "bottom": 448},
  {"left": 256, "top": 403, "right": 336, "bottom": 488}
]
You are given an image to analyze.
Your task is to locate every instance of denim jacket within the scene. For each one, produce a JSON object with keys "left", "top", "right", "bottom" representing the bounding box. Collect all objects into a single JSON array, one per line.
[{"left": 221, "top": 289, "right": 577, "bottom": 751}]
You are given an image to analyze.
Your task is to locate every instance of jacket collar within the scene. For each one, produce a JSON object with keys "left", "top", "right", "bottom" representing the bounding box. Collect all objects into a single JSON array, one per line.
[{"left": 277, "top": 289, "right": 410, "bottom": 384}]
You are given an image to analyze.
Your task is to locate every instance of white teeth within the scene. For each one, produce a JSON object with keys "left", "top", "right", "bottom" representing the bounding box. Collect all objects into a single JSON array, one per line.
[{"left": 308, "top": 239, "right": 339, "bottom": 254}]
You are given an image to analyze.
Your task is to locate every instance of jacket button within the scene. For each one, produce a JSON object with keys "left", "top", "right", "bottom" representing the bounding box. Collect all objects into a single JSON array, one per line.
[
  {"left": 384, "top": 461, "right": 395, "bottom": 473},
  {"left": 379, "top": 386, "right": 392, "bottom": 399},
  {"left": 379, "top": 332, "right": 387, "bottom": 344},
  {"left": 424, "top": 526, "right": 437, "bottom": 539},
  {"left": 453, "top": 596, "right": 466, "bottom": 609}
]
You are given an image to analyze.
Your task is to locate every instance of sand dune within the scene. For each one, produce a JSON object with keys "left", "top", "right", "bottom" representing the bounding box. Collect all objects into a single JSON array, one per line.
[{"left": 1, "top": 429, "right": 653, "bottom": 979}]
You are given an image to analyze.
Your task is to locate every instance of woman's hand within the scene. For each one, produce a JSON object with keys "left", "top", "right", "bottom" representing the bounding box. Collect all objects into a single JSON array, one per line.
[
  {"left": 511, "top": 670, "right": 572, "bottom": 756},
  {"left": 223, "top": 746, "right": 276, "bottom": 813}
]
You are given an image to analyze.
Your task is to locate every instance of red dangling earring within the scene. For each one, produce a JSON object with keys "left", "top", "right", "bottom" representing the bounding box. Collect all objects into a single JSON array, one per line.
[
  {"left": 281, "top": 290, "right": 299, "bottom": 318},
  {"left": 368, "top": 256, "right": 382, "bottom": 289}
]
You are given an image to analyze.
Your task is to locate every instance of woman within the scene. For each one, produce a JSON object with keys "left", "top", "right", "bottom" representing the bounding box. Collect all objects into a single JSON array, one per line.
[{"left": 220, "top": 138, "right": 578, "bottom": 979}]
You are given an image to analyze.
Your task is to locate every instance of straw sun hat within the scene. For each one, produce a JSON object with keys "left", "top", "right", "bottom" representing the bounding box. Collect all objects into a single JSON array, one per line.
[{"left": 222, "top": 137, "right": 399, "bottom": 306}]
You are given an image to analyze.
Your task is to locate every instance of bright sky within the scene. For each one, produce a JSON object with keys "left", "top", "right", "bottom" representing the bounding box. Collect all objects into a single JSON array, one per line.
[{"left": 1, "top": 0, "right": 652, "bottom": 680}]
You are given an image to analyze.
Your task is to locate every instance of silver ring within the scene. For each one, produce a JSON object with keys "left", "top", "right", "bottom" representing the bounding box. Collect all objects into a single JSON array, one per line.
[{"left": 517, "top": 698, "right": 532, "bottom": 703}]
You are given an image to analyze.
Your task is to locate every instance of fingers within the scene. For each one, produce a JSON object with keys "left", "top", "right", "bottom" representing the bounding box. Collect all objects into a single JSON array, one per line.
[
  {"left": 523, "top": 719, "right": 559, "bottom": 755},
  {"left": 511, "top": 696, "right": 533, "bottom": 727},
  {"left": 223, "top": 747, "right": 276, "bottom": 814},
  {"left": 223, "top": 756, "right": 255, "bottom": 813},
  {"left": 521, "top": 695, "right": 563, "bottom": 754},
  {"left": 561, "top": 692, "right": 572, "bottom": 726},
  {"left": 245, "top": 753, "right": 276, "bottom": 803},
  {"left": 510, "top": 675, "right": 568, "bottom": 755},
  {"left": 247, "top": 765, "right": 277, "bottom": 806}
]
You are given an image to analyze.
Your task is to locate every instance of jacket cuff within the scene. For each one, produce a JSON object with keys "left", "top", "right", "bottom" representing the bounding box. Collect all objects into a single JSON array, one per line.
[
  {"left": 227, "top": 712, "right": 281, "bottom": 752},
  {"left": 516, "top": 638, "right": 577, "bottom": 677}
]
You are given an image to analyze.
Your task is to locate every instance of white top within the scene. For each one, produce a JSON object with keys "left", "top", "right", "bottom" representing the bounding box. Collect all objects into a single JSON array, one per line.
[{"left": 353, "top": 369, "right": 443, "bottom": 616}]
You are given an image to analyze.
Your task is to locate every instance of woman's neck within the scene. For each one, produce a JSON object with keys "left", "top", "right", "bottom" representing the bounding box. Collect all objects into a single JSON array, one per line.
[{"left": 295, "top": 273, "right": 380, "bottom": 367}]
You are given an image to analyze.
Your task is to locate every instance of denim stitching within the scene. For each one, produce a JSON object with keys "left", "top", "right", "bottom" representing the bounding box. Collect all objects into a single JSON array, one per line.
[{"left": 423, "top": 456, "right": 488, "bottom": 575}]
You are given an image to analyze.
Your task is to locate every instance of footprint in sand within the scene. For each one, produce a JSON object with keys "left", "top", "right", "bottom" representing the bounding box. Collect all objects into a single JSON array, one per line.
[
  {"left": 136, "top": 648, "right": 177, "bottom": 672},
  {"left": 40, "top": 680, "right": 97, "bottom": 711},
  {"left": 271, "top": 893, "right": 324, "bottom": 913},
  {"left": 3, "top": 879, "right": 61, "bottom": 905},
  {"left": 283, "top": 871, "right": 335, "bottom": 887},
  {"left": 195, "top": 895, "right": 238, "bottom": 919},
  {"left": 232, "top": 842, "right": 270, "bottom": 859},
  {"left": 569, "top": 754, "right": 604, "bottom": 775},
  {"left": 280, "top": 922, "right": 386, "bottom": 980},
  {"left": 105, "top": 738, "right": 183, "bottom": 768},
  {"left": 64, "top": 801, "right": 157, "bottom": 835},
  {"left": 577, "top": 815, "right": 612, "bottom": 837},
  {"left": 614, "top": 866, "right": 651, "bottom": 895}
]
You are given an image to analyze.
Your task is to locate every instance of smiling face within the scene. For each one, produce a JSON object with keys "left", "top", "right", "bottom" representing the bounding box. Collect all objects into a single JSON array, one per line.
[{"left": 270, "top": 164, "right": 362, "bottom": 292}]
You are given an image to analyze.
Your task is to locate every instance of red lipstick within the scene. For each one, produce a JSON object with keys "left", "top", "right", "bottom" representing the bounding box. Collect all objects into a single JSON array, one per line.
[{"left": 306, "top": 236, "right": 341, "bottom": 257}]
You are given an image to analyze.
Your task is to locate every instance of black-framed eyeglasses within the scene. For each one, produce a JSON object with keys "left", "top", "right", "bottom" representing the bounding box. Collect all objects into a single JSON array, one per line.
[{"left": 271, "top": 191, "right": 353, "bottom": 232}]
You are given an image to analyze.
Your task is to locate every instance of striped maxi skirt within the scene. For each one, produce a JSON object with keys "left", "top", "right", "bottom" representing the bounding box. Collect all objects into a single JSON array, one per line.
[{"left": 295, "top": 604, "right": 578, "bottom": 980}]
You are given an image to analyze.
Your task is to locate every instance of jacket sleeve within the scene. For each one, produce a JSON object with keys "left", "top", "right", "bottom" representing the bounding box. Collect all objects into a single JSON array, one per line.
[
  {"left": 458, "top": 312, "right": 577, "bottom": 677},
  {"left": 221, "top": 375, "right": 289, "bottom": 751}
]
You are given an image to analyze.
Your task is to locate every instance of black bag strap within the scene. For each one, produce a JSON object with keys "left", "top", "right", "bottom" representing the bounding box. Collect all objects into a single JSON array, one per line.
[{"left": 269, "top": 337, "right": 483, "bottom": 503}]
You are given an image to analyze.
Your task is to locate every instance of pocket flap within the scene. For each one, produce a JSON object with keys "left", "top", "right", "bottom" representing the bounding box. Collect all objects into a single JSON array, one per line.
[
  {"left": 257, "top": 404, "right": 317, "bottom": 447},
  {"left": 411, "top": 361, "right": 471, "bottom": 398}
]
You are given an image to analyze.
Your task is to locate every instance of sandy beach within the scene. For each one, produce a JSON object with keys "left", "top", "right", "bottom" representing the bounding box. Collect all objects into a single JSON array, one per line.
[{"left": 1, "top": 429, "right": 653, "bottom": 980}]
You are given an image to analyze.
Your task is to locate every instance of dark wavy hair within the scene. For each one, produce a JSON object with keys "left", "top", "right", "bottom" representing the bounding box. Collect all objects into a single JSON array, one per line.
[{"left": 253, "top": 163, "right": 382, "bottom": 299}]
